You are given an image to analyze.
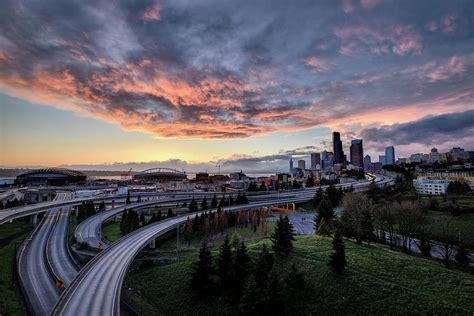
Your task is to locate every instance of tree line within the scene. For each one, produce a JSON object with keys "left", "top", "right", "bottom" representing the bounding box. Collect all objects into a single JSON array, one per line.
[
  {"left": 189, "top": 192, "right": 249, "bottom": 213},
  {"left": 328, "top": 192, "right": 471, "bottom": 269},
  {"left": 190, "top": 214, "right": 347, "bottom": 314},
  {"left": 190, "top": 238, "right": 305, "bottom": 314},
  {"left": 0, "top": 198, "right": 25, "bottom": 209},
  {"left": 183, "top": 208, "right": 270, "bottom": 244},
  {"left": 119, "top": 208, "right": 176, "bottom": 235},
  {"left": 77, "top": 200, "right": 105, "bottom": 222}
]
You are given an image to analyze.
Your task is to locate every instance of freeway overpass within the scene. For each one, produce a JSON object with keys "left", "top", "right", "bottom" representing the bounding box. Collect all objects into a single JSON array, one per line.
[{"left": 52, "top": 174, "right": 393, "bottom": 315}]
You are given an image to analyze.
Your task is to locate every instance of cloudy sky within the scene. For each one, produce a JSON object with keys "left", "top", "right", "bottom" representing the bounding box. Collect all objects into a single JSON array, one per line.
[{"left": 1, "top": 0, "right": 473, "bottom": 172}]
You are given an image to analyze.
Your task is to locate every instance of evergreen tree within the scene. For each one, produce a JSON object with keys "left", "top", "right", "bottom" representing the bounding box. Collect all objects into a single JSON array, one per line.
[
  {"left": 120, "top": 209, "right": 129, "bottom": 234},
  {"left": 247, "top": 182, "right": 258, "bottom": 192},
  {"left": 241, "top": 192, "right": 249, "bottom": 204},
  {"left": 231, "top": 242, "right": 251, "bottom": 298},
  {"left": 284, "top": 263, "right": 305, "bottom": 302},
  {"left": 316, "top": 197, "right": 334, "bottom": 226},
  {"left": 211, "top": 194, "right": 218, "bottom": 208},
  {"left": 148, "top": 213, "right": 157, "bottom": 224},
  {"left": 229, "top": 195, "right": 235, "bottom": 206},
  {"left": 98, "top": 201, "right": 106, "bottom": 212},
  {"left": 313, "top": 187, "right": 324, "bottom": 208},
  {"left": 239, "top": 276, "right": 260, "bottom": 314},
  {"left": 216, "top": 236, "right": 233, "bottom": 291},
  {"left": 219, "top": 195, "right": 227, "bottom": 207},
  {"left": 201, "top": 197, "right": 208, "bottom": 210},
  {"left": 130, "top": 211, "right": 140, "bottom": 232},
  {"left": 167, "top": 209, "right": 174, "bottom": 218},
  {"left": 455, "top": 245, "right": 471, "bottom": 268},
  {"left": 184, "top": 217, "right": 193, "bottom": 245},
  {"left": 139, "top": 213, "right": 146, "bottom": 227},
  {"left": 230, "top": 233, "right": 240, "bottom": 251},
  {"left": 258, "top": 181, "right": 267, "bottom": 191},
  {"left": 157, "top": 210, "right": 163, "bottom": 221},
  {"left": 126, "top": 191, "right": 131, "bottom": 204},
  {"left": 189, "top": 198, "right": 198, "bottom": 213},
  {"left": 236, "top": 191, "right": 243, "bottom": 205},
  {"left": 316, "top": 218, "right": 333, "bottom": 236},
  {"left": 137, "top": 194, "right": 142, "bottom": 203},
  {"left": 190, "top": 242, "right": 215, "bottom": 298},
  {"left": 328, "top": 231, "right": 346, "bottom": 273},
  {"left": 266, "top": 271, "right": 286, "bottom": 315},
  {"left": 306, "top": 175, "right": 315, "bottom": 187},
  {"left": 254, "top": 244, "right": 274, "bottom": 288},
  {"left": 271, "top": 216, "right": 296, "bottom": 256}
]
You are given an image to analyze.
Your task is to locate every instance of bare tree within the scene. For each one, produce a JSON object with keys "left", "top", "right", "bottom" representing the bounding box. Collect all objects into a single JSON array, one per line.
[
  {"left": 434, "top": 219, "right": 457, "bottom": 268},
  {"left": 394, "top": 201, "right": 425, "bottom": 254},
  {"left": 373, "top": 203, "right": 398, "bottom": 249},
  {"left": 341, "top": 193, "right": 373, "bottom": 245}
]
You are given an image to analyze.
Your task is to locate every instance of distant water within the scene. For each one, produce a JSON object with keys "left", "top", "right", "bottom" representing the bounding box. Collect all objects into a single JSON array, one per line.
[{"left": 91, "top": 173, "right": 276, "bottom": 180}]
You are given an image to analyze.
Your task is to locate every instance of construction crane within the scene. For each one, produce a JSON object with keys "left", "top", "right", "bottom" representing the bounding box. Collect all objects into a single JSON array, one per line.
[{"left": 216, "top": 164, "right": 222, "bottom": 175}]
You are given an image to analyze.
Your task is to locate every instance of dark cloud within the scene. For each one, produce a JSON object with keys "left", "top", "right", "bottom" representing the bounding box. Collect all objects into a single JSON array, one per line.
[
  {"left": 0, "top": 0, "right": 473, "bottom": 139},
  {"left": 360, "top": 110, "right": 474, "bottom": 148}
]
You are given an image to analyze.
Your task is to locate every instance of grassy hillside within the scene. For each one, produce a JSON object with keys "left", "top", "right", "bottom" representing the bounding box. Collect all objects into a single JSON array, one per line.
[
  {"left": 123, "top": 234, "right": 474, "bottom": 315},
  {"left": 0, "top": 221, "right": 30, "bottom": 315}
]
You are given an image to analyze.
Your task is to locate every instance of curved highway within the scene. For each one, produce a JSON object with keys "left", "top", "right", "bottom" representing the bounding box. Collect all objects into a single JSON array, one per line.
[
  {"left": 16, "top": 199, "right": 63, "bottom": 315},
  {"left": 46, "top": 193, "right": 80, "bottom": 287},
  {"left": 16, "top": 192, "right": 82, "bottom": 315},
  {"left": 53, "top": 174, "right": 393, "bottom": 315},
  {"left": 77, "top": 174, "right": 392, "bottom": 250}
]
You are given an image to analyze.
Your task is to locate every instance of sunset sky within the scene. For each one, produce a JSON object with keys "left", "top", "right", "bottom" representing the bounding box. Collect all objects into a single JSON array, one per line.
[{"left": 1, "top": 0, "right": 473, "bottom": 172}]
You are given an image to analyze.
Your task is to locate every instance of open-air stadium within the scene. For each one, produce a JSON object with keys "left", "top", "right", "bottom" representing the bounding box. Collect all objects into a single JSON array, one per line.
[{"left": 132, "top": 168, "right": 187, "bottom": 182}]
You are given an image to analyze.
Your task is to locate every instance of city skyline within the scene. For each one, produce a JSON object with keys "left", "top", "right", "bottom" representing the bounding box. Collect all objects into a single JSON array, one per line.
[{"left": 1, "top": 0, "right": 474, "bottom": 170}]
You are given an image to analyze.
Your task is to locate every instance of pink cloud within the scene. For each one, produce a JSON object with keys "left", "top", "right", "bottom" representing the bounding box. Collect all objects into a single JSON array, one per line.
[
  {"left": 424, "top": 55, "right": 472, "bottom": 82},
  {"left": 303, "top": 57, "right": 334, "bottom": 72},
  {"left": 141, "top": 2, "right": 161, "bottom": 21},
  {"left": 335, "top": 24, "right": 422, "bottom": 56},
  {"left": 341, "top": 0, "right": 355, "bottom": 13},
  {"left": 441, "top": 12, "right": 458, "bottom": 33},
  {"left": 360, "top": 0, "right": 380, "bottom": 9}
]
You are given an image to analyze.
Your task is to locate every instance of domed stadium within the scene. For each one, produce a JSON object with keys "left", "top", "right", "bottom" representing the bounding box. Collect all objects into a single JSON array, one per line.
[
  {"left": 16, "top": 168, "right": 87, "bottom": 186},
  {"left": 133, "top": 168, "right": 187, "bottom": 182}
]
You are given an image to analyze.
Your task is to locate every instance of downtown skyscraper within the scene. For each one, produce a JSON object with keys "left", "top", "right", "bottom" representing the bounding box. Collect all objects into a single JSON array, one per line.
[
  {"left": 350, "top": 139, "right": 364, "bottom": 168},
  {"left": 385, "top": 146, "right": 395, "bottom": 165},
  {"left": 333, "top": 132, "right": 344, "bottom": 164}
]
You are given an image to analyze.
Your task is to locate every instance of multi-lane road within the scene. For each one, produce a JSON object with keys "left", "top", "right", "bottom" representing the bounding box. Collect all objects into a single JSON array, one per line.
[
  {"left": 53, "top": 174, "right": 393, "bottom": 315},
  {"left": 1, "top": 173, "right": 394, "bottom": 315},
  {"left": 16, "top": 192, "right": 77, "bottom": 315}
]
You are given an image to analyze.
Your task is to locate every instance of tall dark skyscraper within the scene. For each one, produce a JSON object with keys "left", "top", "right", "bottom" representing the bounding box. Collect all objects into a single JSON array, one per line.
[
  {"left": 350, "top": 139, "right": 364, "bottom": 168},
  {"left": 333, "top": 132, "right": 344, "bottom": 164}
]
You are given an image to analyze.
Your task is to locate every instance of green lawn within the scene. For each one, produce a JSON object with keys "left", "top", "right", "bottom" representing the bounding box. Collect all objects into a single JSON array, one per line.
[
  {"left": 425, "top": 210, "right": 474, "bottom": 248},
  {"left": 102, "top": 220, "right": 122, "bottom": 242},
  {"left": 0, "top": 221, "right": 31, "bottom": 315},
  {"left": 420, "top": 195, "right": 474, "bottom": 208},
  {"left": 123, "top": 235, "right": 474, "bottom": 315}
]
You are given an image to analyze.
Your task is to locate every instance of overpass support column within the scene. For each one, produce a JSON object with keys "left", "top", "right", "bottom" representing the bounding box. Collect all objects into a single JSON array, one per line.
[
  {"left": 149, "top": 239, "right": 156, "bottom": 249},
  {"left": 30, "top": 213, "right": 38, "bottom": 227},
  {"left": 74, "top": 206, "right": 79, "bottom": 217}
]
